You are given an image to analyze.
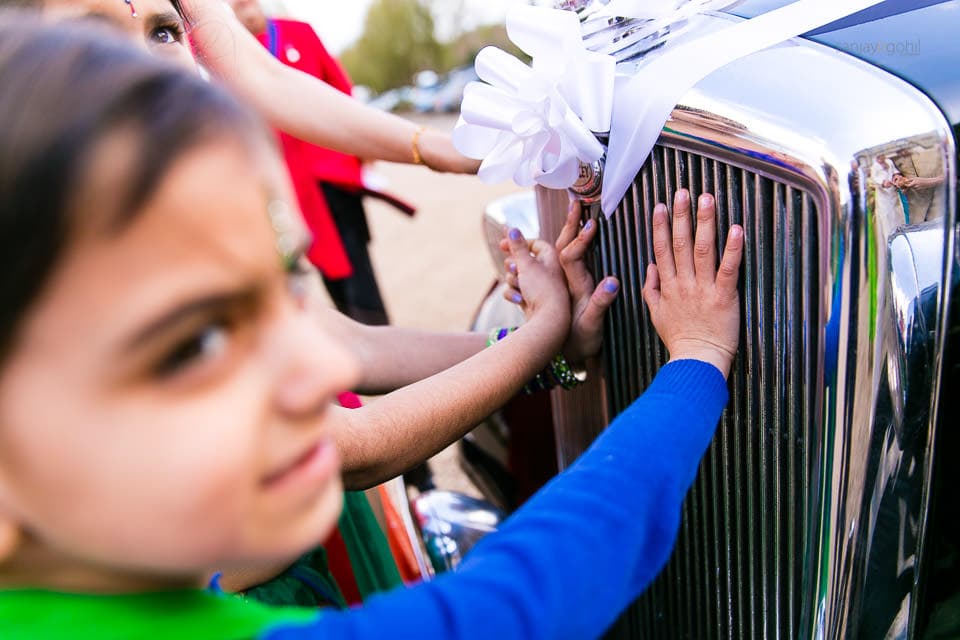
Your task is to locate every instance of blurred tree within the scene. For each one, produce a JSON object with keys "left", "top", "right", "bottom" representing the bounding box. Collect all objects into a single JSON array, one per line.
[
  {"left": 442, "top": 23, "right": 527, "bottom": 70},
  {"left": 341, "top": 0, "right": 445, "bottom": 93}
]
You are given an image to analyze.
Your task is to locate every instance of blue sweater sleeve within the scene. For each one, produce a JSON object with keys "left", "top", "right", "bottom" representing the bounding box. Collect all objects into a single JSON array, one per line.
[{"left": 264, "top": 360, "right": 728, "bottom": 640}]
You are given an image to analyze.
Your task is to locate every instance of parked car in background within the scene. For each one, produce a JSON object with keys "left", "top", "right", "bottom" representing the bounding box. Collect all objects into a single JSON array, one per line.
[
  {"left": 367, "top": 86, "right": 412, "bottom": 112},
  {"left": 408, "top": 69, "right": 440, "bottom": 113},
  {"left": 467, "top": 1, "right": 959, "bottom": 638},
  {"left": 350, "top": 84, "right": 372, "bottom": 104},
  {"left": 365, "top": 67, "right": 479, "bottom": 114},
  {"left": 431, "top": 65, "right": 478, "bottom": 113}
]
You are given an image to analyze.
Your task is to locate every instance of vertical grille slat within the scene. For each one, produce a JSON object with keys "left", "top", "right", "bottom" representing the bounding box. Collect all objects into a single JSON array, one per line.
[
  {"left": 624, "top": 182, "right": 644, "bottom": 398},
  {"left": 638, "top": 165, "right": 657, "bottom": 387},
  {"left": 600, "top": 144, "right": 819, "bottom": 640},
  {"left": 743, "top": 170, "right": 761, "bottom": 638},
  {"left": 772, "top": 183, "right": 787, "bottom": 638},
  {"left": 613, "top": 185, "right": 634, "bottom": 404}
]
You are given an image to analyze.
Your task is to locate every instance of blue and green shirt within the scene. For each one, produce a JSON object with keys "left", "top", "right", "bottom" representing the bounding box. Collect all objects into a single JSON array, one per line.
[{"left": 0, "top": 360, "right": 728, "bottom": 640}]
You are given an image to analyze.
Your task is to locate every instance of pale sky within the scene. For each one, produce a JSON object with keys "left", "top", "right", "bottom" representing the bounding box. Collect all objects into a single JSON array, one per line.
[{"left": 277, "top": 0, "right": 525, "bottom": 54}]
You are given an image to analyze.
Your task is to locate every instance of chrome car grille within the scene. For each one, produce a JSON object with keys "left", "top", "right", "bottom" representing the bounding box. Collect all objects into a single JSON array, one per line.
[
  {"left": 595, "top": 144, "right": 822, "bottom": 639},
  {"left": 537, "top": 9, "right": 956, "bottom": 638}
]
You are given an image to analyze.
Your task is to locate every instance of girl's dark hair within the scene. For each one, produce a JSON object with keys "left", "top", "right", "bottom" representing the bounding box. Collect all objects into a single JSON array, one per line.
[{"left": 0, "top": 12, "right": 260, "bottom": 363}]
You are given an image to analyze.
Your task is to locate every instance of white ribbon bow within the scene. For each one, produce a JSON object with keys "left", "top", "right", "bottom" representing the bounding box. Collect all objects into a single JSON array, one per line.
[
  {"left": 456, "top": 0, "right": 888, "bottom": 216},
  {"left": 452, "top": 7, "right": 614, "bottom": 189}
]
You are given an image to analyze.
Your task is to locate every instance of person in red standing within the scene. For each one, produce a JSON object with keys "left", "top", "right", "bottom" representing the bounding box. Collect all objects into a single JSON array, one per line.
[
  {"left": 217, "top": 3, "right": 410, "bottom": 603},
  {"left": 228, "top": 0, "right": 395, "bottom": 325}
]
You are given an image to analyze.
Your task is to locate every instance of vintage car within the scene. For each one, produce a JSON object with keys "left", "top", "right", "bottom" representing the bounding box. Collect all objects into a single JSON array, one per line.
[{"left": 464, "top": 1, "right": 959, "bottom": 638}]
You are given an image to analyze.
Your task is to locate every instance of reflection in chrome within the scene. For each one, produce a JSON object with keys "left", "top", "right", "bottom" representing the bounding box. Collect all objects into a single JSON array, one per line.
[
  {"left": 538, "top": 9, "right": 957, "bottom": 639},
  {"left": 885, "top": 222, "right": 942, "bottom": 446},
  {"left": 412, "top": 490, "right": 506, "bottom": 574},
  {"left": 558, "top": 0, "right": 742, "bottom": 64},
  {"left": 572, "top": 159, "right": 605, "bottom": 203},
  {"left": 482, "top": 191, "right": 539, "bottom": 278}
]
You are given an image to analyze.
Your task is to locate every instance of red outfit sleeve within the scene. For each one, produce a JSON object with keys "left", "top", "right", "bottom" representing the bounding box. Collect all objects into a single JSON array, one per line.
[
  {"left": 272, "top": 20, "right": 364, "bottom": 190},
  {"left": 278, "top": 133, "right": 353, "bottom": 279},
  {"left": 258, "top": 19, "right": 354, "bottom": 279}
]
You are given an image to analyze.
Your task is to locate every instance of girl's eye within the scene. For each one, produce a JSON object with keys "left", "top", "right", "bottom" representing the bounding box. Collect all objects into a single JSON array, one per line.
[
  {"left": 151, "top": 24, "right": 184, "bottom": 46},
  {"left": 155, "top": 323, "right": 230, "bottom": 378}
]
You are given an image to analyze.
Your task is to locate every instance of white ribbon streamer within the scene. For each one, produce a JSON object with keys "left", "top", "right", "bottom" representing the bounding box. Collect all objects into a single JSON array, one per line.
[{"left": 601, "top": 0, "right": 886, "bottom": 214}]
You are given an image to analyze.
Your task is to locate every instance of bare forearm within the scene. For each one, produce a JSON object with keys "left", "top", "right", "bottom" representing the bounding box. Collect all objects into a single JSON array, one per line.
[
  {"left": 313, "top": 303, "right": 487, "bottom": 392},
  {"left": 351, "top": 326, "right": 487, "bottom": 393},
  {"left": 334, "top": 318, "right": 565, "bottom": 490},
  {"left": 911, "top": 175, "right": 945, "bottom": 189},
  {"left": 184, "top": 1, "right": 476, "bottom": 172}
]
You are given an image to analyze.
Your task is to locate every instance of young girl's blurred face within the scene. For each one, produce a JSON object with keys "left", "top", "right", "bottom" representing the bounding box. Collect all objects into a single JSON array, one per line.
[
  {"left": 42, "top": 0, "right": 195, "bottom": 69},
  {"left": 0, "top": 134, "right": 359, "bottom": 584}
]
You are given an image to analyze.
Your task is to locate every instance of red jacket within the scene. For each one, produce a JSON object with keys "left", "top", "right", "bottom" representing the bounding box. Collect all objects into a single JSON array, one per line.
[{"left": 257, "top": 19, "right": 359, "bottom": 279}]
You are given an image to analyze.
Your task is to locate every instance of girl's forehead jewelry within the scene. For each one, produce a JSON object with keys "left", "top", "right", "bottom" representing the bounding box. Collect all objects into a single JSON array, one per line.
[{"left": 124, "top": 0, "right": 137, "bottom": 18}]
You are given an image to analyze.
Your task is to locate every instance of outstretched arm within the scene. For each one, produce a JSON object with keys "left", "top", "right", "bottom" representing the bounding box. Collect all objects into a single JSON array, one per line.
[
  {"left": 316, "top": 199, "right": 618, "bottom": 394},
  {"left": 899, "top": 175, "right": 946, "bottom": 190},
  {"left": 180, "top": 0, "right": 478, "bottom": 173},
  {"left": 331, "top": 230, "right": 571, "bottom": 489},
  {"left": 314, "top": 305, "right": 487, "bottom": 395},
  {"left": 264, "top": 190, "right": 745, "bottom": 640}
]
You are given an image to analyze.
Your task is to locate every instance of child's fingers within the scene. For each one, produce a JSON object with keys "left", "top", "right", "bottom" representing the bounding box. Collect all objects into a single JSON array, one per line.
[
  {"left": 693, "top": 193, "right": 718, "bottom": 285},
  {"left": 555, "top": 201, "right": 581, "bottom": 251},
  {"left": 576, "top": 277, "right": 620, "bottom": 337},
  {"left": 642, "top": 263, "right": 661, "bottom": 310},
  {"left": 503, "top": 285, "right": 524, "bottom": 306},
  {"left": 716, "top": 225, "right": 744, "bottom": 299},
  {"left": 507, "top": 228, "right": 536, "bottom": 268},
  {"left": 559, "top": 217, "right": 596, "bottom": 265},
  {"left": 671, "top": 189, "right": 695, "bottom": 279},
  {"left": 528, "top": 239, "right": 559, "bottom": 269},
  {"left": 499, "top": 238, "right": 511, "bottom": 255},
  {"left": 503, "top": 258, "right": 517, "bottom": 275},
  {"left": 505, "top": 272, "right": 519, "bottom": 291},
  {"left": 558, "top": 218, "right": 597, "bottom": 302},
  {"left": 651, "top": 204, "right": 675, "bottom": 282}
]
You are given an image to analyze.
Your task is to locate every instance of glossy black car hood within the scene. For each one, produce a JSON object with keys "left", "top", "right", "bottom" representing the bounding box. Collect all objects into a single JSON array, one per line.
[{"left": 733, "top": 1, "right": 960, "bottom": 126}]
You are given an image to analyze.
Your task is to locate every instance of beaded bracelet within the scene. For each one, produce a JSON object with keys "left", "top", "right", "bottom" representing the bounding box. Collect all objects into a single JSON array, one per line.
[
  {"left": 486, "top": 326, "right": 517, "bottom": 348},
  {"left": 486, "top": 327, "right": 584, "bottom": 393}
]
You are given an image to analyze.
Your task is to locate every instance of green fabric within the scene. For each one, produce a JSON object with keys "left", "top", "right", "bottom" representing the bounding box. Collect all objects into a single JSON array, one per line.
[
  {"left": 0, "top": 589, "right": 316, "bottom": 640},
  {"left": 243, "top": 547, "right": 347, "bottom": 610},
  {"left": 338, "top": 491, "right": 403, "bottom": 598},
  {"left": 244, "top": 491, "right": 402, "bottom": 609}
]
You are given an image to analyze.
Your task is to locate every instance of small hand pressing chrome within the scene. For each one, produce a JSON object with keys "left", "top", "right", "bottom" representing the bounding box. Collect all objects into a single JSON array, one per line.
[
  {"left": 500, "top": 227, "right": 571, "bottom": 329},
  {"left": 501, "top": 199, "right": 620, "bottom": 366},
  {"left": 643, "top": 189, "right": 744, "bottom": 379}
]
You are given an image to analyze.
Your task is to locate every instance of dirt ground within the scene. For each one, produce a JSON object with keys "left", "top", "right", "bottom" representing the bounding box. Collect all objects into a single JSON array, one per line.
[{"left": 361, "top": 113, "right": 524, "bottom": 497}]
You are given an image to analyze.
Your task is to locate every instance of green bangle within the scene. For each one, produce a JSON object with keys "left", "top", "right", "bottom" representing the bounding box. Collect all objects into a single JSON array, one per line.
[
  {"left": 522, "top": 354, "right": 585, "bottom": 395},
  {"left": 487, "top": 328, "right": 584, "bottom": 393},
  {"left": 547, "top": 354, "right": 584, "bottom": 390},
  {"left": 486, "top": 327, "right": 517, "bottom": 348}
]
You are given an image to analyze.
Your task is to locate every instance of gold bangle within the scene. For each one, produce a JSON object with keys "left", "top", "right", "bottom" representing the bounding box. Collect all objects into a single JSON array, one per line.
[{"left": 411, "top": 126, "right": 427, "bottom": 165}]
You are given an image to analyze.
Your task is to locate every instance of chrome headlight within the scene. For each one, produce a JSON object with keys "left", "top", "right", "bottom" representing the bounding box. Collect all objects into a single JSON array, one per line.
[{"left": 482, "top": 191, "right": 540, "bottom": 278}]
